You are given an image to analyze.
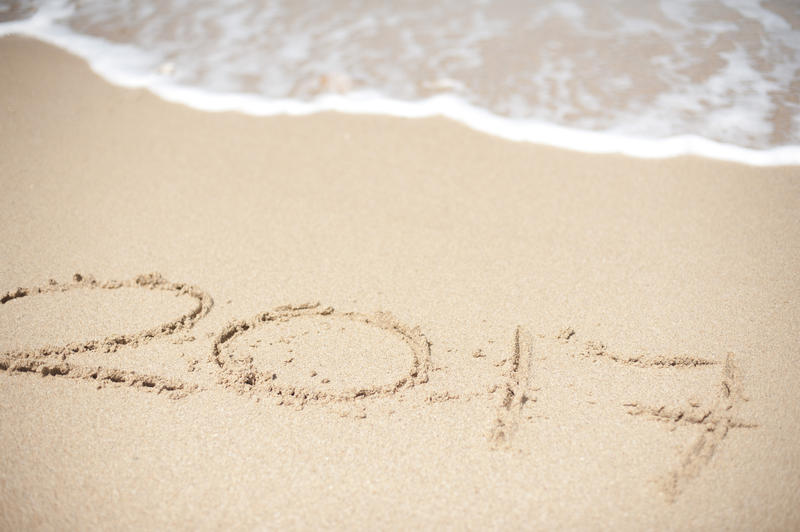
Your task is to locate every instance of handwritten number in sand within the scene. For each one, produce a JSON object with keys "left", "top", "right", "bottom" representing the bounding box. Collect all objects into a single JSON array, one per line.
[{"left": 0, "top": 274, "right": 755, "bottom": 501}]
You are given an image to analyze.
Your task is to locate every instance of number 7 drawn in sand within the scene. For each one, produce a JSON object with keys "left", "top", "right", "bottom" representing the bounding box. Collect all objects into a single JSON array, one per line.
[
  {"left": 623, "top": 353, "right": 756, "bottom": 501},
  {"left": 497, "top": 329, "right": 759, "bottom": 501}
]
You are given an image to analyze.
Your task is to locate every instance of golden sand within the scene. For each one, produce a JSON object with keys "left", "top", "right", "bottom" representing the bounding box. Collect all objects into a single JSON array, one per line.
[{"left": 1, "top": 36, "right": 799, "bottom": 529}]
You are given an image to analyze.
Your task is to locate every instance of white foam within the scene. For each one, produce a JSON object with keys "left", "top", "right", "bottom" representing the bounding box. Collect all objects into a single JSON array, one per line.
[{"left": 2, "top": 2, "right": 799, "bottom": 167}]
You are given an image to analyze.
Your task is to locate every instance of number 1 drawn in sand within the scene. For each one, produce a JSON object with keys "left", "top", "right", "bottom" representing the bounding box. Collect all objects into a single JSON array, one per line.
[{"left": 489, "top": 326, "right": 534, "bottom": 448}]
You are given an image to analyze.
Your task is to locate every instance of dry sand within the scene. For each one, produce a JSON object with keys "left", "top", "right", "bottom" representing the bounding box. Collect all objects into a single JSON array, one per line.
[{"left": 1, "top": 36, "right": 799, "bottom": 530}]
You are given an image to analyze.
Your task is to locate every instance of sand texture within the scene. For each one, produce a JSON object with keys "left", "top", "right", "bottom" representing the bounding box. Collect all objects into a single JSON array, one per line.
[{"left": 1, "top": 36, "right": 799, "bottom": 530}]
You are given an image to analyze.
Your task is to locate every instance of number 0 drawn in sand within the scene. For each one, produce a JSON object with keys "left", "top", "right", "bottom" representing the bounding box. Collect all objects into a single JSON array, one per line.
[
  {"left": 211, "top": 303, "right": 431, "bottom": 404},
  {"left": 0, "top": 273, "right": 757, "bottom": 501}
]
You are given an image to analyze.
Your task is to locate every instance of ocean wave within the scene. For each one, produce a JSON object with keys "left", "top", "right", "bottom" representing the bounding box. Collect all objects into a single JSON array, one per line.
[{"left": 2, "top": 0, "right": 799, "bottom": 166}]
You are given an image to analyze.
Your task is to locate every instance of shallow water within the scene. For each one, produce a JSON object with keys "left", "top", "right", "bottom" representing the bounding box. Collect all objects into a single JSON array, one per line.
[{"left": 2, "top": 0, "right": 799, "bottom": 163}]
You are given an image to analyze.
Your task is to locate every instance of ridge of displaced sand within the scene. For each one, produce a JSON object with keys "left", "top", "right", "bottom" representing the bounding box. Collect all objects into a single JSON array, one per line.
[{"left": 0, "top": 272, "right": 213, "bottom": 359}]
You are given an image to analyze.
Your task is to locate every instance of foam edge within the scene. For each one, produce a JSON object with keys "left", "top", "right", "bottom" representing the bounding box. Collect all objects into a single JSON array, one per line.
[{"left": 2, "top": 10, "right": 799, "bottom": 168}]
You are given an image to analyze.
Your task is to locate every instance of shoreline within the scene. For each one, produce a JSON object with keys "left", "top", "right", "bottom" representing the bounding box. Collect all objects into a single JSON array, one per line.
[
  {"left": 1, "top": 35, "right": 799, "bottom": 530},
  {"left": 1, "top": 15, "right": 798, "bottom": 167}
]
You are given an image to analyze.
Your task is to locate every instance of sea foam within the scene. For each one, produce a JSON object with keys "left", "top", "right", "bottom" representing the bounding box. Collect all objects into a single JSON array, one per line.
[{"left": 2, "top": 0, "right": 799, "bottom": 166}]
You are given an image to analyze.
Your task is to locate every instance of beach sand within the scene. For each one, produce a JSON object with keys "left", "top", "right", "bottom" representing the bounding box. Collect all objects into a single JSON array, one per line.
[{"left": 1, "top": 36, "right": 799, "bottom": 530}]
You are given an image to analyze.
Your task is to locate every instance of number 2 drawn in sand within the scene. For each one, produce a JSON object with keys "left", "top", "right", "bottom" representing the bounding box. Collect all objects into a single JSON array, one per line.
[{"left": 0, "top": 273, "right": 757, "bottom": 501}]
